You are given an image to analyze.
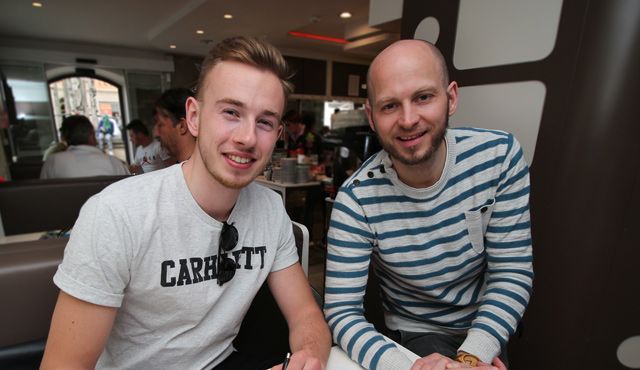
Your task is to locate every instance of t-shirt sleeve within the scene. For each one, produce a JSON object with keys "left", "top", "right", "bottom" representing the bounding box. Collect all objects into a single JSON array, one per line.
[{"left": 53, "top": 194, "right": 133, "bottom": 308}]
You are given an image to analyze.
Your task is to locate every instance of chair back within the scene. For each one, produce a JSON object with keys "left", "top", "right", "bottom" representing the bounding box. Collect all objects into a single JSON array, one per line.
[
  {"left": 0, "top": 238, "right": 67, "bottom": 367},
  {"left": 0, "top": 175, "right": 128, "bottom": 236}
]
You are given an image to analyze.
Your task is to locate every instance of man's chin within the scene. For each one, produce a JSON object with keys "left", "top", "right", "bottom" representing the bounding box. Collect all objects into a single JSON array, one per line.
[{"left": 213, "top": 172, "right": 258, "bottom": 190}]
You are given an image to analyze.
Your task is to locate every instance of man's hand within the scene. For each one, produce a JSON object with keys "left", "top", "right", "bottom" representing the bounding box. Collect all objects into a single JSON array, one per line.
[
  {"left": 270, "top": 348, "right": 324, "bottom": 370},
  {"left": 129, "top": 164, "right": 142, "bottom": 175},
  {"left": 410, "top": 352, "right": 505, "bottom": 370},
  {"left": 477, "top": 356, "right": 507, "bottom": 370}
]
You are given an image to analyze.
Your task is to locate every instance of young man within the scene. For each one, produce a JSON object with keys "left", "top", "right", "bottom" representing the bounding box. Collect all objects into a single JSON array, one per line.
[
  {"left": 41, "top": 36, "right": 330, "bottom": 370},
  {"left": 324, "top": 40, "right": 532, "bottom": 370},
  {"left": 126, "top": 119, "right": 170, "bottom": 174},
  {"left": 40, "top": 115, "right": 129, "bottom": 179},
  {"left": 153, "top": 87, "right": 196, "bottom": 162}
]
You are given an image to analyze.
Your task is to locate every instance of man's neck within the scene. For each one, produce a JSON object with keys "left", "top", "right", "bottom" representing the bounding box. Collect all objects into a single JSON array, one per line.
[
  {"left": 393, "top": 137, "right": 448, "bottom": 189},
  {"left": 181, "top": 154, "right": 240, "bottom": 222}
]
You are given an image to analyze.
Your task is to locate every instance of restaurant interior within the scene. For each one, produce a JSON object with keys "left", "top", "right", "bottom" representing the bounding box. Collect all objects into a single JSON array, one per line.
[{"left": 1, "top": 0, "right": 639, "bottom": 369}]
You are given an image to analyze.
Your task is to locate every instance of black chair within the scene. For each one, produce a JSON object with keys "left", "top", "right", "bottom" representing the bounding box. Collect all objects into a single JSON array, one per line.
[
  {"left": 233, "top": 221, "right": 322, "bottom": 359},
  {"left": 0, "top": 238, "right": 67, "bottom": 370}
]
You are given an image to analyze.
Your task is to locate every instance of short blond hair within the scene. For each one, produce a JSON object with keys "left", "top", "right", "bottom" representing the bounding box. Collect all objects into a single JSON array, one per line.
[{"left": 195, "top": 36, "right": 293, "bottom": 101}]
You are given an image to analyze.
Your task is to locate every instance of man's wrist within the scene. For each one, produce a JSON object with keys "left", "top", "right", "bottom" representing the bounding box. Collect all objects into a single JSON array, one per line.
[{"left": 455, "top": 351, "right": 479, "bottom": 367}]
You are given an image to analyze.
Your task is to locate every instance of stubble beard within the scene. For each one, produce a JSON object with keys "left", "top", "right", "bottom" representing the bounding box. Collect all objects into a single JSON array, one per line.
[
  {"left": 375, "top": 113, "right": 448, "bottom": 167},
  {"left": 198, "top": 141, "right": 260, "bottom": 190}
]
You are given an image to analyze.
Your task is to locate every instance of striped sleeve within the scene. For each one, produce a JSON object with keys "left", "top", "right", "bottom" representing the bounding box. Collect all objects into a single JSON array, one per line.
[
  {"left": 459, "top": 134, "right": 534, "bottom": 362},
  {"left": 324, "top": 186, "right": 414, "bottom": 370}
]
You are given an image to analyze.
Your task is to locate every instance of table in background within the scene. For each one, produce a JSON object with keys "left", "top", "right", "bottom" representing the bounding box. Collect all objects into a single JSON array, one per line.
[{"left": 254, "top": 177, "right": 321, "bottom": 207}]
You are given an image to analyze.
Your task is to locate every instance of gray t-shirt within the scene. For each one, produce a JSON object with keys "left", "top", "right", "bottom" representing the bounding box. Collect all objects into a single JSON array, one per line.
[{"left": 54, "top": 164, "right": 299, "bottom": 369}]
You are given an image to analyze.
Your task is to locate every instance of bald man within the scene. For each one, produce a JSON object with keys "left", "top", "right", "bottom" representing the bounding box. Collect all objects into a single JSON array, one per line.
[{"left": 324, "top": 40, "right": 532, "bottom": 370}]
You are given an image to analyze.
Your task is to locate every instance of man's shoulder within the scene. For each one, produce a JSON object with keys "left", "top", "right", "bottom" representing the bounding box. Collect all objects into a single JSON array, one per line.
[
  {"left": 244, "top": 181, "right": 286, "bottom": 206},
  {"left": 99, "top": 165, "right": 176, "bottom": 201},
  {"left": 449, "top": 127, "right": 513, "bottom": 142}
]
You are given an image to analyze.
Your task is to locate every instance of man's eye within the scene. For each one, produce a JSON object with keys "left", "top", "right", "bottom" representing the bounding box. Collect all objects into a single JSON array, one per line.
[
  {"left": 223, "top": 109, "right": 239, "bottom": 117},
  {"left": 381, "top": 103, "right": 396, "bottom": 111},
  {"left": 417, "top": 94, "right": 431, "bottom": 102},
  {"left": 258, "top": 119, "right": 275, "bottom": 129}
]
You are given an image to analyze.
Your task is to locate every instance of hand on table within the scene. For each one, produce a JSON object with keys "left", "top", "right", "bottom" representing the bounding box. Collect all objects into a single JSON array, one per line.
[
  {"left": 271, "top": 349, "right": 324, "bottom": 370},
  {"left": 129, "top": 164, "right": 142, "bottom": 175},
  {"left": 410, "top": 353, "right": 505, "bottom": 370}
]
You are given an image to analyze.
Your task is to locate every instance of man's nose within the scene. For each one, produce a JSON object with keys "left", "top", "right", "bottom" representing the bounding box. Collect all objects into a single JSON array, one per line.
[
  {"left": 232, "top": 119, "right": 257, "bottom": 147},
  {"left": 398, "top": 102, "right": 419, "bottom": 129}
]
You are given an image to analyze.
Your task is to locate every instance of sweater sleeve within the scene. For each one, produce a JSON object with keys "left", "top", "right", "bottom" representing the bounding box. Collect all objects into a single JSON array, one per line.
[
  {"left": 324, "top": 186, "right": 415, "bottom": 370},
  {"left": 459, "top": 134, "right": 534, "bottom": 362}
]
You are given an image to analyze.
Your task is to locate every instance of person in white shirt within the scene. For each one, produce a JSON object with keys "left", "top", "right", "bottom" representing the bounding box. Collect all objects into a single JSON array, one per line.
[
  {"left": 40, "top": 115, "right": 129, "bottom": 179},
  {"left": 126, "top": 119, "right": 172, "bottom": 174}
]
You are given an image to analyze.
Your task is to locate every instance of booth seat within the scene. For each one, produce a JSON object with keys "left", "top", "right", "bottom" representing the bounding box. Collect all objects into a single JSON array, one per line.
[
  {"left": 0, "top": 175, "right": 129, "bottom": 237},
  {"left": 0, "top": 222, "right": 313, "bottom": 369}
]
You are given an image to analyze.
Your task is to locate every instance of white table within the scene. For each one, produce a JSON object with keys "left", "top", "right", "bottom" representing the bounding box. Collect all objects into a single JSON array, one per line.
[{"left": 254, "top": 177, "right": 321, "bottom": 207}]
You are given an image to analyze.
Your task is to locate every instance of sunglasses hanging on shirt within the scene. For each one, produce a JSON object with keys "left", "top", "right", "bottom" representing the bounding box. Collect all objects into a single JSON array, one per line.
[{"left": 217, "top": 221, "right": 238, "bottom": 286}]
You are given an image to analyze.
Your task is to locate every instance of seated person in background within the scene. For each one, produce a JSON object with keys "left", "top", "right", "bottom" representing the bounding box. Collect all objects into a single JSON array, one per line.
[
  {"left": 153, "top": 88, "right": 196, "bottom": 163},
  {"left": 40, "top": 115, "right": 129, "bottom": 179},
  {"left": 284, "top": 110, "right": 320, "bottom": 157},
  {"left": 324, "top": 39, "right": 532, "bottom": 370},
  {"left": 43, "top": 117, "right": 73, "bottom": 161},
  {"left": 126, "top": 119, "right": 172, "bottom": 174},
  {"left": 40, "top": 36, "right": 330, "bottom": 370}
]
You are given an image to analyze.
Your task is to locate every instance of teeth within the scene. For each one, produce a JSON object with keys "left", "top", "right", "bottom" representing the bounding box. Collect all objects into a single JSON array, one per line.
[
  {"left": 400, "top": 133, "right": 421, "bottom": 140},
  {"left": 228, "top": 154, "right": 251, "bottom": 164}
]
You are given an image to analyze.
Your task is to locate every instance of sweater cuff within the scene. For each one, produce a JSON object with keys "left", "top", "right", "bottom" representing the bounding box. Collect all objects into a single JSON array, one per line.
[
  {"left": 458, "top": 329, "right": 501, "bottom": 364},
  {"left": 377, "top": 346, "right": 415, "bottom": 370}
]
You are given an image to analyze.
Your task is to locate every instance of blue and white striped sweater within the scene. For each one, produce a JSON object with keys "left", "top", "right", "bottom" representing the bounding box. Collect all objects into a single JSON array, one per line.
[{"left": 324, "top": 128, "right": 533, "bottom": 369}]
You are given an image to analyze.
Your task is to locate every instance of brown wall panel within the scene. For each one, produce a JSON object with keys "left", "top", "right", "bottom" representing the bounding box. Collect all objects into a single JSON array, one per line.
[{"left": 401, "top": 0, "right": 640, "bottom": 368}]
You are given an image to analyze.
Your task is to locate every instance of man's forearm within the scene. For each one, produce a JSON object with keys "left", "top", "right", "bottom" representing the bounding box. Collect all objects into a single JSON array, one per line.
[{"left": 289, "top": 307, "right": 332, "bottom": 365}]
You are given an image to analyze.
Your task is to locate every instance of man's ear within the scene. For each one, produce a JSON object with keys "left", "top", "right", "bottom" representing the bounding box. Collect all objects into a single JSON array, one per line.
[
  {"left": 365, "top": 99, "right": 376, "bottom": 133},
  {"left": 447, "top": 81, "right": 459, "bottom": 116},
  {"left": 184, "top": 97, "right": 199, "bottom": 137},
  {"left": 277, "top": 123, "right": 284, "bottom": 140}
]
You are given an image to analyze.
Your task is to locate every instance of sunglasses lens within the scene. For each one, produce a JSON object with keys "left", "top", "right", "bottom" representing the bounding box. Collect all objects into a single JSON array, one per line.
[
  {"left": 217, "top": 222, "right": 238, "bottom": 286},
  {"left": 217, "top": 257, "right": 236, "bottom": 285},
  {"left": 220, "top": 224, "right": 238, "bottom": 252}
]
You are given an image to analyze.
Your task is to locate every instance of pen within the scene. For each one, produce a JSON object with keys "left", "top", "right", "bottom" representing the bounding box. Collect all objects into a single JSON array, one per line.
[{"left": 282, "top": 352, "right": 290, "bottom": 370}]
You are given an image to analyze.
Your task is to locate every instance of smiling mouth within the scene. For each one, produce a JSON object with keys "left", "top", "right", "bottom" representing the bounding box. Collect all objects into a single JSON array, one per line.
[
  {"left": 227, "top": 154, "right": 253, "bottom": 164},
  {"left": 398, "top": 131, "right": 426, "bottom": 141}
]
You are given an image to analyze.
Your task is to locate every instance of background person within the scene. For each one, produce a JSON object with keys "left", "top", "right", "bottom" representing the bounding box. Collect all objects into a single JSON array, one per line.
[
  {"left": 96, "top": 114, "right": 115, "bottom": 154},
  {"left": 40, "top": 114, "right": 129, "bottom": 179},
  {"left": 43, "top": 117, "right": 73, "bottom": 161},
  {"left": 153, "top": 88, "right": 196, "bottom": 162},
  {"left": 324, "top": 40, "right": 532, "bottom": 370},
  {"left": 126, "top": 119, "right": 171, "bottom": 174},
  {"left": 40, "top": 36, "right": 330, "bottom": 370}
]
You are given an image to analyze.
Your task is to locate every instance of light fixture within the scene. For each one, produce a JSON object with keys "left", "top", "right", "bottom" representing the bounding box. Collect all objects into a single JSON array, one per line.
[
  {"left": 287, "top": 31, "right": 348, "bottom": 44},
  {"left": 196, "top": 29, "right": 205, "bottom": 35},
  {"left": 169, "top": 44, "right": 177, "bottom": 49},
  {"left": 32, "top": 2, "right": 43, "bottom": 8},
  {"left": 224, "top": 14, "right": 233, "bottom": 19},
  {"left": 340, "top": 12, "right": 352, "bottom": 19}
]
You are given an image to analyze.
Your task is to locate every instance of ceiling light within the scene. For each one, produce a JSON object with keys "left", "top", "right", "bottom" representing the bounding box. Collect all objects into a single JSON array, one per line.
[
  {"left": 32, "top": 2, "right": 43, "bottom": 7},
  {"left": 287, "top": 31, "right": 348, "bottom": 44},
  {"left": 224, "top": 14, "right": 233, "bottom": 19},
  {"left": 196, "top": 29, "right": 204, "bottom": 35},
  {"left": 169, "top": 44, "right": 177, "bottom": 49},
  {"left": 340, "top": 12, "right": 352, "bottom": 19}
]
